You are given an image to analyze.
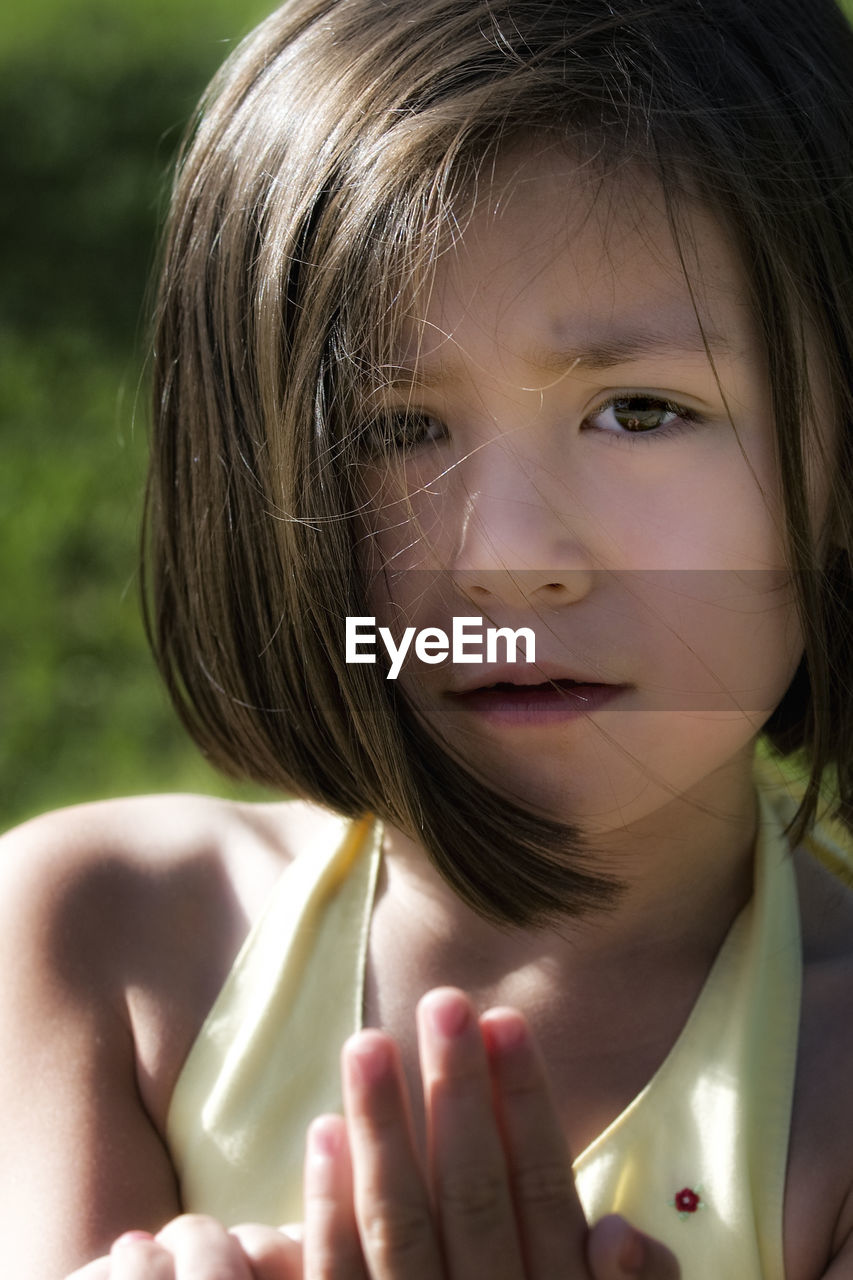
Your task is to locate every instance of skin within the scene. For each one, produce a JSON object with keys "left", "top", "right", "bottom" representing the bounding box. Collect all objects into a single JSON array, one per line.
[
  {"left": 362, "top": 148, "right": 803, "bottom": 837},
  {"left": 64, "top": 990, "right": 678, "bottom": 1280},
  {"left": 1, "top": 148, "right": 852, "bottom": 1278}
]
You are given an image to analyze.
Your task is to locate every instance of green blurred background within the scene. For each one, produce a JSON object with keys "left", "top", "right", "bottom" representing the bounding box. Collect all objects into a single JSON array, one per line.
[
  {"left": 3, "top": 0, "right": 853, "bottom": 833},
  {"left": 1, "top": 0, "right": 275, "bottom": 831}
]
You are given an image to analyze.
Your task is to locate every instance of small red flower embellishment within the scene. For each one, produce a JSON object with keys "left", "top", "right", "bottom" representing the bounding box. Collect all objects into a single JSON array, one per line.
[{"left": 669, "top": 1185, "right": 705, "bottom": 1220}]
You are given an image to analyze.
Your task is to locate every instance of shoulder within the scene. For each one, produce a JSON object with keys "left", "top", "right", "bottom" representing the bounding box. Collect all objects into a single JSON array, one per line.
[
  {"left": 0, "top": 790, "right": 342, "bottom": 911},
  {"left": 0, "top": 794, "right": 351, "bottom": 1271},
  {"left": 0, "top": 792, "right": 346, "bottom": 1129},
  {"left": 0, "top": 789, "right": 351, "bottom": 986},
  {"left": 785, "top": 844, "right": 853, "bottom": 1278}
]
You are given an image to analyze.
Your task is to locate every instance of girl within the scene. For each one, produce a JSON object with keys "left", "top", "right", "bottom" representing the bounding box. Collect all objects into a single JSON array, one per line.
[{"left": 2, "top": 0, "right": 853, "bottom": 1276}]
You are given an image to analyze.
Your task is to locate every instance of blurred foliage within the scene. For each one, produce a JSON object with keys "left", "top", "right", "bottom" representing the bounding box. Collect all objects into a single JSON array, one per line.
[
  {"left": 3, "top": 0, "right": 853, "bottom": 832},
  {"left": 1, "top": 0, "right": 272, "bottom": 830}
]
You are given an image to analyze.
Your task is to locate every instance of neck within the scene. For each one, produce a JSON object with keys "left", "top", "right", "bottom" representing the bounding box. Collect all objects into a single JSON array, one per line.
[{"left": 377, "top": 746, "right": 759, "bottom": 988}]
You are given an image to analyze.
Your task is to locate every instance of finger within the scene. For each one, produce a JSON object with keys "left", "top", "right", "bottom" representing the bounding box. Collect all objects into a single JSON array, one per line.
[
  {"left": 64, "top": 1260, "right": 113, "bottom": 1279},
  {"left": 155, "top": 1214, "right": 253, "bottom": 1277},
  {"left": 587, "top": 1215, "right": 681, "bottom": 1279},
  {"left": 106, "top": 1232, "right": 176, "bottom": 1279},
  {"left": 480, "top": 1006, "right": 590, "bottom": 1278},
  {"left": 230, "top": 1223, "right": 303, "bottom": 1280},
  {"left": 342, "top": 1031, "right": 443, "bottom": 1280},
  {"left": 417, "top": 988, "right": 524, "bottom": 1280},
  {"left": 303, "top": 1114, "right": 367, "bottom": 1280}
]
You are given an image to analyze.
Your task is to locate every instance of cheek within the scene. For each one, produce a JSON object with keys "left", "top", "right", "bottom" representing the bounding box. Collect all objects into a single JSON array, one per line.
[
  {"left": 359, "top": 462, "right": 459, "bottom": 576},
  {"left": 611, "top": 453, "right": 788, "bottom": 572},
  {"left": 625, "top": 570, "right": 804, "bottom": 713}
]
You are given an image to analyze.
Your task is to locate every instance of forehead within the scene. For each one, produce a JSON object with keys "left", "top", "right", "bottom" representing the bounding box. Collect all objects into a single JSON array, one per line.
[{"left": 391, "top": 145, "right": 759, "bottom": 377}]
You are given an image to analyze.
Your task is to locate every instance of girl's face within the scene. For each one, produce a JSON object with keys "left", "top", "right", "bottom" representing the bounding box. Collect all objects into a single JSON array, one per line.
[{"left": 360, "top": 146, "right": 805, "bottom": 832}]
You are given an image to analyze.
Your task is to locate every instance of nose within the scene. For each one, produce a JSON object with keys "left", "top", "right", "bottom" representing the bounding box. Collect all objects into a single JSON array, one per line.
[{"left": 449, "top": 446, "right": 594, "bottom": 611}]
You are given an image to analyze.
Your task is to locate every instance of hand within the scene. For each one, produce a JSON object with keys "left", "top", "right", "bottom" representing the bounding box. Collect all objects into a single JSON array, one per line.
[
  {"left": 302, "top": 987, "right": 680, "bottom": 1279},
  {"left": 64, "top": 1218, "right": 303, "bottom": 1279}
]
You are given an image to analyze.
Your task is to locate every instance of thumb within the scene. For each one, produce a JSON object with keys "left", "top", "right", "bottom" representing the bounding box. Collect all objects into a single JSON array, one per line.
[{"left": 587, "top": 1213, "right": 681, "bottom": 1279}]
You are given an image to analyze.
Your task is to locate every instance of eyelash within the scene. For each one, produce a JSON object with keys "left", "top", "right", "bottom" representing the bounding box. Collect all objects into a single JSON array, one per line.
[
  {"left": 584, "top": 394, "right": 706, "bottom": 445},
  {"left": 371, "top": 394, "right": 705, "bottom": 452},
  {"left": 363, "top": 411, "right": 446, "bottom": 453}
]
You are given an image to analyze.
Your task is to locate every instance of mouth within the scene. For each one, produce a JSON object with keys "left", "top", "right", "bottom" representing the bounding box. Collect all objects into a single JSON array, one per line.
[
  {"left": 448, "top": 676, "right": 629, "bottom": 726},
  {"left": 449, "top": 663, "right": 618, "bottom": 694},
  {"left": 476, "top": 678, "right": 598, "bottom": 695}
]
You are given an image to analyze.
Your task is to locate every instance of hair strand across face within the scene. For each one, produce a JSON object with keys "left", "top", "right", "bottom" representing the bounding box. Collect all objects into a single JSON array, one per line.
[{"left": 143, "top": 0, "right": 853, "bottom": 925}]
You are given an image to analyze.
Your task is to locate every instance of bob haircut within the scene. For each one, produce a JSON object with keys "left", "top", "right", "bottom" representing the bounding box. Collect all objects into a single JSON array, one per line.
[{"left": 144, "top": 0, "right": 853, "bottom": 928}]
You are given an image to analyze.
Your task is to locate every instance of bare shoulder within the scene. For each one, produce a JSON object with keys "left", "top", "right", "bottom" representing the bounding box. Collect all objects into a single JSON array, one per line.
[
  {"left": 0, "top": 792, "right": 343, "bottom": 1273},
  {"left": 0, "top": 789, "right": 342, "bottom": 923},
  {"left": 0, "top": 792, "right": 343, "bottom": 1128},
  {"left": 0, "top": 788, "right": 346, "bottom": 1003},
  {"left": 785, "top": 846, "right": 853, "bottom": 1279}
]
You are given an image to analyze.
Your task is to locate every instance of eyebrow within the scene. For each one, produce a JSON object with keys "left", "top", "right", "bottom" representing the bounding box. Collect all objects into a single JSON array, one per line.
[{"left": 384, "top": 323, "right": 735, "bottom": 388}]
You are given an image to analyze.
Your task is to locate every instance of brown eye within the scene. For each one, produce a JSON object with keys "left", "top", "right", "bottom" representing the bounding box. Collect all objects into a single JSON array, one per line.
[
  {"left": 379, "top": 411, "right": 447, "bottom": 451},
  {"left": 606, "top": 397, "right": 679, "bottom": 432},
  {"left": 586, "top": 395, "right": 703, "bottom": 441}
]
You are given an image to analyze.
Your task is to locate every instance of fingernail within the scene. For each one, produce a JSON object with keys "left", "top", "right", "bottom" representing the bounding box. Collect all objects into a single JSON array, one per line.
[
  {"left": 482, "top": 1010, "right": 528, "bottom": 1055},
  {"left": 112, "top": 1230, "right": 155, "bottom": 1250},
  {"left": 618, "top": 1225, "right": 646, "bottom": 1274},
  {"left": 426, "top": 990, "right": 470, "bottom": 1038},
  {"left": 346, "top": 1034, "right": 391, "bottom": 1085},
  {"left": 306, "top": 1118, "right": 345, "bottom": 1199},
  {"left": 309, "top": 1116, "right": 343, "bottom": 1159}
]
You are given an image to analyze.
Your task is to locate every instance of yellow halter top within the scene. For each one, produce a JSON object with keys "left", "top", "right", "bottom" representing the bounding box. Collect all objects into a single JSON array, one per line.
[{"left": 165, "top": 756, "right": 851, "bottom": 1280}]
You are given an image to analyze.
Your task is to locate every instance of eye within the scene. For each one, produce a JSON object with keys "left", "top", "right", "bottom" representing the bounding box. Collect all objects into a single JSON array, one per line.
[
  {"left": 369, "top": 410, "right": 448, "bottom": 453},
  {"left": 585, "top": 395, "right": 703, "bottom": 439}
]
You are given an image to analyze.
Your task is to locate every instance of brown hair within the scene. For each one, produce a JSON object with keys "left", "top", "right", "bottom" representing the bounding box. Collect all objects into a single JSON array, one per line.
[{"left": 143, "top": 0, "right": 853, "bottom": 927}]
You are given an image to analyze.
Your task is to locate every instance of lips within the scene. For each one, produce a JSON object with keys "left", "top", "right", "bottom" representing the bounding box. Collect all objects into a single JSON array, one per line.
[
  {"left": 479, "top": 678, "right": 591, "bottom": 693},
  {"left": 448, "top": 664, "right": 613, "bottom": 695},
  {"left": 454, "top": 677, "right": 614, "bottom": 704},
  {"left": 447, "top": 675, "right": 629, "bottom": 726}
]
